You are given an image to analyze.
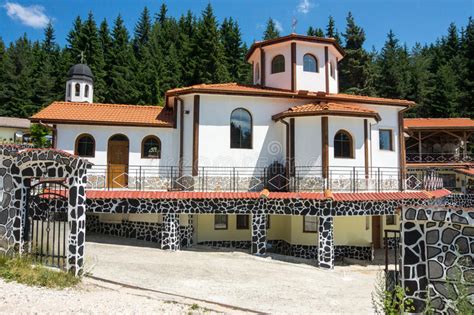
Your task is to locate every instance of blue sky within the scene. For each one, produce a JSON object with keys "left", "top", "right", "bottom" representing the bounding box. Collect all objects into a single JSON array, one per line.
[{"left": 0, "top": 0, "right": 472, "bottom": 50}]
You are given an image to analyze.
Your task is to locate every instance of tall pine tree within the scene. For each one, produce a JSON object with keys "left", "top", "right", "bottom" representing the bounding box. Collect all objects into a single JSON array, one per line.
[{"left": 263, "top": 18, "right": 280, "bottom": 40}]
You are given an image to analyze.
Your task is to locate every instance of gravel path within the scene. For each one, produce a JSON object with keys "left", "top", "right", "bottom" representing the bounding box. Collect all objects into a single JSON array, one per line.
[
  {"left": 0, "top": 277, "right": 230, "bottom": 314},
  {"left": 83, "top": 235, "right": 383, "bottom": 314}
]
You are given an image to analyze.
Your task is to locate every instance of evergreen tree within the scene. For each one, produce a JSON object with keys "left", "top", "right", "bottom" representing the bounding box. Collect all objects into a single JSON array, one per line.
[
  {"left": 263, "top": 18, "right": 280, "bottom": 40},
  {"left": 459, "top": 17, "right": 474, "bottom": 117},
  {"left": 339, "top": 12, "right": 373, "bottom": 95},
  {"left": 325, "top": 16, "right": 341, "bottom": 42},
  {"left": 307, "top": 26, "right": 324, "bottom": 37},
  {"left": 193, "top": 4, "right": 229, "bottom": 83},
  {"left": 177, "top": 11, "right": 197, "bottom": 87},
  {"left": 66, "top": 16, "right": 84, "bottom": 62},
  {"left": 375, "top": 30, "right": 411, "bottom": 99},
  {"left": 108, "top": 15, "right": 139, "bottom": 104},
  {"left": 133, "top": 7, "right": 152, "bottom": 56},
  {"left": 157, "top": 3, "right": 168, "bottom": 25},
  {"left": 220, "top": 17, "right": 247, "bottom": 82}
]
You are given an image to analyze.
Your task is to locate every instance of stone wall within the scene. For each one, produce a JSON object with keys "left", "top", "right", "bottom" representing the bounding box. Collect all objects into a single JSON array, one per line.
[{"left": 401, "top": 206, "right": 474, "bottom": 313}]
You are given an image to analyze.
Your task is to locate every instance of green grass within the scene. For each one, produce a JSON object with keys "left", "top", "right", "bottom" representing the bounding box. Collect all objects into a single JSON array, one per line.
[{"left": 0, "top": 256, "right": 80, "bottom": 289}]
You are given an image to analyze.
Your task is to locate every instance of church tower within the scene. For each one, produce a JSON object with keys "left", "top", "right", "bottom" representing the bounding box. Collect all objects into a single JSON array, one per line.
[{"left": 65, "top": 63, "right": 94, "bottom": 103}]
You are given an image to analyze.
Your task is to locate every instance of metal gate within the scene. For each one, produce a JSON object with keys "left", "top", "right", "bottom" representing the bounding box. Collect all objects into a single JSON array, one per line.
[{"left": 24, "top": 179, "right": 69, "bottom": 269}]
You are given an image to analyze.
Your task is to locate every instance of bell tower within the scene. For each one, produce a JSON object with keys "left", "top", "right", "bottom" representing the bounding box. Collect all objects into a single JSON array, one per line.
[{"left": 65, "top": 63, "right": 94, "bottom": 103}]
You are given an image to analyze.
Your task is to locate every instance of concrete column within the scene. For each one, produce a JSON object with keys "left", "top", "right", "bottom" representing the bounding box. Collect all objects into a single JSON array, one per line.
[
  {"left": 251, "top": 214, "right": 267, "bottom": 255},
  {"left": 318, "top": 216, "right": 334, "bottom": 269},
  {"left": 161, "top": 213, "right": 180, "bottom": 251}
]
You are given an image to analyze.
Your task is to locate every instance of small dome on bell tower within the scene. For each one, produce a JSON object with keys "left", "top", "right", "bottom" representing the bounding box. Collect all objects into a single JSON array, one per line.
[{"left": 65, "top": 63, "right": 94, "bottom": 103}]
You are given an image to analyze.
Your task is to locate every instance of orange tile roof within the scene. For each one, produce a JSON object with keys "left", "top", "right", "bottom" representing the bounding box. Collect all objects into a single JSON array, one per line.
[
  {"left": 166, "top": 83, "right": 414, "bottom": 107},
  {"left": 30, "top": 102, "right": 174, "bottom": 128},
  {"left": 272, "top": 102, "right": 381, "bottom": 121},
  {"left": 86, "top": 189, "right": 450, "bottom": 201},
  {"left": 404, "top": 118, "right": 474, "bottom": 130},
  {"left": 454, "top": 168, "right": 474, "bottom": 177}
]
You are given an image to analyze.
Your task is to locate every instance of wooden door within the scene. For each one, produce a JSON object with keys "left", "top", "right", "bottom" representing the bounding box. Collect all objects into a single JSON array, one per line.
[
  {"left": 107, "top": 139, "right": 129, "bottom": 188},
  {"left": 372, "top": 216, "right": 381, "bottom": 249}
]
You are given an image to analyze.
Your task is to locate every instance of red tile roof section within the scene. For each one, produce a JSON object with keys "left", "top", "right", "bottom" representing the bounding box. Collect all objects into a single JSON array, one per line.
[
  {"left": 86, "top": 189, "right": 451, "bottom": 201},
  {"left": 454, "top": 168, "right": 474, "bottom": 177},
  {"left": 166, "top": 83, "right": 415, "bottom": 107},
  {"left": 30, "top": 102, "right": 174, "bottom": 128},
  {"left": 404, "top": 118, "right": 474, "bottom": 130},
  {"left": 272, "top": 102, "right": 381, "bottom": 121}
]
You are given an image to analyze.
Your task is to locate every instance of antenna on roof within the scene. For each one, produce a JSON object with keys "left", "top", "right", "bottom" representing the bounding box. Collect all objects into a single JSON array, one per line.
[{"left": 291, "top": 17, "right": 298, "bottom": 33}]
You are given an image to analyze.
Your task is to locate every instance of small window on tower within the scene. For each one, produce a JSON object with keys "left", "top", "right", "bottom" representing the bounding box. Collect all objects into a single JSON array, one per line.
[
  {"left": 75, "top": 83, "right": 80, "bottom": 97},
  {"left": 67, "top": 84, "right": 71, "bottom": 97},
  {"left": 255, "top": 63, "right": 260, "bottom": 82},
  {"left": 85, "top": 85, "right": 89, "bottom": 98}
]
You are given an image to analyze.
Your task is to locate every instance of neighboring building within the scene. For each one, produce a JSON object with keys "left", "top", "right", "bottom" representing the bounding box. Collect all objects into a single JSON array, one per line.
[
  {"left": 29, "top": 34, "right": 446, "bottom": 266},
  {"left": 0, "top": 116, "right": 30, "bottom": 144},
  {"left": 404, "top": 118, "right": 474, "bottom": 193}
]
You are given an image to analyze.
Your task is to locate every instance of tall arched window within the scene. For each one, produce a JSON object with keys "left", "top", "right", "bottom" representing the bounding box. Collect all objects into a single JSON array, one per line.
[
  {"left": 141, "top": 136, "right": 161, "bottom": 158},
  {"left": 75, "top": 134, "right": 95, "bottom": 157},
  {"left": 85, "top": 84, "right": 89, "bottom": 98},
  {"left": 75, "top": 83, "right": 80, "bottom": 96},
  {"left": 303, "top": 54, "right": 318, "bottom": 72},
  {"left": 67, "top": 83, "right": 71, "bottom": 97},
  {"left": 255, "top": 63, "right": 260, "bottom": 81},
  {"left": 271, "top": 55, "right": 285, "bottom": 74},
  {"left": 329, "top": 61, "right": 336, "bottom": 79},
  {"left": 334, "top": 130, "right": 353, "bottom": 158},
  {"left": 230, "top": 108, "right": 252, "bottom": 149}
]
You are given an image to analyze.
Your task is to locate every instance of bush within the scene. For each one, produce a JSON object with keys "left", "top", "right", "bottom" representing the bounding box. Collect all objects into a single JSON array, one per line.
[
  {"left": 372, "top": 272, "right": 415, "bottom": 314},
  {"left": 0, "top": 256, "right": 80, "bottom": 289}
]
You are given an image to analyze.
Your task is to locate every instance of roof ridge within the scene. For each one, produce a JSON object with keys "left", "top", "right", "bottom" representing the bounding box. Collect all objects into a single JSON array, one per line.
[{"left": 51, "top": 101, "right": 163, "bottom": 109}]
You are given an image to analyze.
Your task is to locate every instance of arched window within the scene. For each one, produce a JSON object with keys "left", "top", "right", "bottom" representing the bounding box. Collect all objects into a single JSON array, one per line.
[
  {"left": 85, "top": 84, "right": 89, "bottom": 98},
  {"left": 271, "top": 55, "right": 285, "bottom": 74},
  {"left": 334, "top": 130, "right": 353, "bottom": 158},
  {"left": 329, "top": 61, "right": 336, "bottom": 79},
  {"left": 67, "top": 83, "right": 71, "bottom": 97},
  {"left": 230, "top": 108, "right": 252, "bottom": 149},
  {"left": 141, "top": 136, "right": 161, "bottom": 158},
  {"left": 75, "top": 83, "right": 80, "bottom": 97},
  {"left": 75, "top": 134, "right": 95, "bottom": 157},
  {"left": 303, "top": 54, "right": 318, "bottom": 72},
  {"left": 255, "top": 63, "right": 260, "bottom": 81}
]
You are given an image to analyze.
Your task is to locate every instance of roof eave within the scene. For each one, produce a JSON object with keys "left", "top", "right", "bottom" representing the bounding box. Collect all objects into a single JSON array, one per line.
[{"left": 29, "top": 118, "right": 174, "bottom": 128}]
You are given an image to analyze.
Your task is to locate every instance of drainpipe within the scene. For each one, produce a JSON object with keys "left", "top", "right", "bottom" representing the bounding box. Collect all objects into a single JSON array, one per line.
[{"left": 279, "top": 119, "right": 290, "bottom": 179}]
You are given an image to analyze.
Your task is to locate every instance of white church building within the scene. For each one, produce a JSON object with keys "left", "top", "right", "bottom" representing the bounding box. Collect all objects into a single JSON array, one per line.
[
  {"left": 29, "top": 34, "right": 445, "bottom": 263},
  {"left": 32, "top": 34, "right": 413, "bottom": 193}
]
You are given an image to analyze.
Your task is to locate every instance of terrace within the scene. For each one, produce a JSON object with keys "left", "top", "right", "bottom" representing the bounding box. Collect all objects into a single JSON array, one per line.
[{"left": 86, "top": 164, "right": 442, "bottom": 192}]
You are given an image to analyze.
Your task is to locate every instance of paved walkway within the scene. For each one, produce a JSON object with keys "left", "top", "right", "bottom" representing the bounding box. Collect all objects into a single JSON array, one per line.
[{"left": 85, "top": 234, "right": 385, "bottom": 314}]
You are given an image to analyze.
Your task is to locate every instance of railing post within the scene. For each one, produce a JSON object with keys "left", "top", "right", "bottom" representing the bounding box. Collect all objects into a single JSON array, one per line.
[
  {"left": 139, "top": 166, "right": 142, "bottom": 191},
  {"left": 201, "top": 167, "right": 205, "bottom": 192},
  {"left": 377, "top": 167, "right": 381, "bottom": 192},
  {"left": 352, "top": 167, "right": 356, "bottom": 193}
]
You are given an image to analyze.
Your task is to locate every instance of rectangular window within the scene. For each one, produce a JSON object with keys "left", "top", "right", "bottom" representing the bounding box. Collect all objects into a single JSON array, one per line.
[
  {"left": 379, "top": 129, "right": 393, "bottom": 151},
  {"left": 236, "top": 215, "right": 249, "bottom": 229},
  {"left": 439, "top": 174, "right": 457, "bottom": 189},
  {"left": 214, "top": 215, "right": 228, "bottom": 230},
  {"left": 386, "top": 215, "right": 396, "bottom": 225},
  {"left": 303, "top": 216, "right": 318, "bottom": 233}
]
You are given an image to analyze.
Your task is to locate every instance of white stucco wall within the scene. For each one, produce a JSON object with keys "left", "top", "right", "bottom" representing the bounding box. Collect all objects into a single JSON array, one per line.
[
  {"left": 193, "top": 94, "right": 306, "bottom": 167},
  {"left": 264, "top": 43, "right": 292, "bottom": 90},
  {"left": 295, "top": 42, "right": 332, "bottom": 93},
  {"left": 56, "top": 124, "right": 178, "bottom": 166},
  {"left": 294, "top": 116, "right": 323, "bottom": 167},
  {"left": 65, "top": 79, "right": 93, "bottom": 103}
]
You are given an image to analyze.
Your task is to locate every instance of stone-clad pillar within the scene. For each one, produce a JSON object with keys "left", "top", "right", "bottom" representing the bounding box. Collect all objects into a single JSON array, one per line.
[
  {"left": 161, "top": 213, "right": 180, "bottom": 250},
  {"left": 251, "top": 214, "right": 267, "bottom": 255},
  {"left": 67, "top": 168, "right": 87, "bottom": 276},
  {"left": 318, "top": 216, "right": 334, "bottom": 269}
]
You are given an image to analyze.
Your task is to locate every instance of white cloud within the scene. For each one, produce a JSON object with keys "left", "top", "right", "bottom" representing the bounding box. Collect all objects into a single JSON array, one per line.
[
  {"left": 297, "top": 0, "right": 314, "bottom": 14},
  {"left": 274, "top": 19, "right": 283, "bottom": 33},
  {"left": 3, "top": 2, "right": 50, "bottom": 29}
]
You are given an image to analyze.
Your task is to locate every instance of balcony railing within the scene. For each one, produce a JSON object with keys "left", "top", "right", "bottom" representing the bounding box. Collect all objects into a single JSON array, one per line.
[
  {"left": 406, "top": 153, "right": 473, "bottom": 163},
  {"left": 86, "top": 165, "right": 443, "bottom": 192}
]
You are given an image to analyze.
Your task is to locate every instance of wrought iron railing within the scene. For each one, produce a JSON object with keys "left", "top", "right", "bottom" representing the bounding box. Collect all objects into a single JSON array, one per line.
[
  {"left": 406, "top": 152, "right": 474, "bottom": 163},
  {"left": 86, "top": 165, "right": 444, "bottom": 192}
]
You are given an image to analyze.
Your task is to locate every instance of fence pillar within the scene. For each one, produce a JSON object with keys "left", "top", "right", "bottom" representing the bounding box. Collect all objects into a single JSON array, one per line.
[
  {"left": 318, "top": 216, "right": 334, "bottom": 269},
  {"left": 251, "top": 214, "right": 267, "bottom": 255},
  {"left": 161, "top": 213, "right": 180, "bottom": 250},
  {"left": 67, "top": 168, "right": 87, "bottom": 276}
]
